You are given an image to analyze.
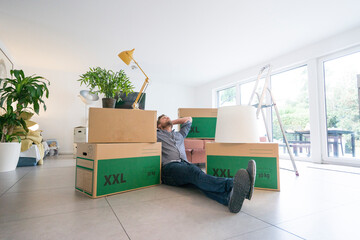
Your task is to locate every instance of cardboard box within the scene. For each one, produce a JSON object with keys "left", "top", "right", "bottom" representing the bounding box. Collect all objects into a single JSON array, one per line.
[
  {"left": 206, "top": 142, "right": 280, "bottom": 191},
  {"left": 178, "top": 108, "right": 217, "bottom": 139},
  {"left": 75, "top": 142, "right": 161, "bottom": 198},
  {"left": 88, "top": 108, "right": 157, "bottom": 143}
]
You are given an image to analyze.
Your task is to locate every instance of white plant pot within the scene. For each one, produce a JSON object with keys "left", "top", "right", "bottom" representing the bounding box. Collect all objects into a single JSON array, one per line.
[{"left": 0, "top": 142, "right": 21, "bottom": 172}]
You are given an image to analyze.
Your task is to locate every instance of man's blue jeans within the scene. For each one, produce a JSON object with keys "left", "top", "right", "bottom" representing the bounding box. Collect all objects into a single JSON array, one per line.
[{"left": 161, "top": 160, "right": 233, "bottom": 205}]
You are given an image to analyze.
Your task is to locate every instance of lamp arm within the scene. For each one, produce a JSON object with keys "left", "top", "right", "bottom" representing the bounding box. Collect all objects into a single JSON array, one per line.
[
  {"left": 130, "top": 57, "right": 149, "bottom": 79},
  {"left": 125, "top": 53, "right": 150, "bottom": 109},
  {"left": 132, "top": 77, "right": 149, "bottom": 109}
]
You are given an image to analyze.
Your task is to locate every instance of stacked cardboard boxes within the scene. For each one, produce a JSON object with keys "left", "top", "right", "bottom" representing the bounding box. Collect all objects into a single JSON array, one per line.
[
  {"left": 73, "top": 126, "right": 87, "bottom": 159},
  {"left": 75, "top": 108, "right": 161, "bottom": 198},
  {"left": 179, "top": 108, "right": 217, "bottom": 163}
]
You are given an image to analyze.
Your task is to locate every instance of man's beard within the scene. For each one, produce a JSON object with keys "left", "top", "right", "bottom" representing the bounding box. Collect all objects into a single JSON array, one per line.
[{"left": 161, "top": 120, "right": 173, "bottom": 129}]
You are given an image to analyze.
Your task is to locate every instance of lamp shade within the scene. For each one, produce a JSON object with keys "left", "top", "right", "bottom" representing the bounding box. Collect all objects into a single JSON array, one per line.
[
  {"left": 79, "top": 90, "right": 99, "bottom": 105},
  {"left": 118, "top": 49, "right": 135, "bottom": 65},
  {"left": 215, "top": 105, "right": 259, "bottom": 143}
]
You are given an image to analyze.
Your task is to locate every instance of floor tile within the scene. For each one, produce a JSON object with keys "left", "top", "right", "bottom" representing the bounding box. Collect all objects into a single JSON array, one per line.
[
  {"left": 226, "top": 226, "right": 304, "bottom": 240},
  {"left": 0, "top": 207, "right": 129, "bottom": 240},
  {"left": 111, "top": 189, "right": 270, "bottom": 240},
  {"left": 0, "top": 166, "right": 33, "bottom": 182},
  {"left": 241, "top": 165, "right": 360, "bottom": 225},
  {"left": 0, "top": 167, "right": 33, "bottom": 196},
  {"left": 40, "top": 155, "right": 76, "bottom": 168},
  {"left": 0, "top": 187, "right": 108, "bottom": 223},
  {"left": 7, "top": 166, "right": 75, "bottom": 193},
  {"left": 277, "top": 201, "right": 360, "bottom": 240},
  {"left": 106, "top": 184, "right": 197, "bottom": 207}
]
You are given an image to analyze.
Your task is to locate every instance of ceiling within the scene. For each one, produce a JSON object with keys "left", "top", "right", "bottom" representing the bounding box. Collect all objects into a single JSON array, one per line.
[{"left": 0, "top": 0, "right": 360, "bottom": 86}]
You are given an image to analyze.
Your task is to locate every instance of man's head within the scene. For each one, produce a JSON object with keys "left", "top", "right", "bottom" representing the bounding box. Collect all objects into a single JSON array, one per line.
[{"left": 157, "top": 114, "right": 173, "bottom": 131}]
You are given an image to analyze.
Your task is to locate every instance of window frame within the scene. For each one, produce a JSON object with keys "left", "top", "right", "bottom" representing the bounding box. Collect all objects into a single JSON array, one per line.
[{"left": 214, "top": 84, "right": 238, "bottom": 108}]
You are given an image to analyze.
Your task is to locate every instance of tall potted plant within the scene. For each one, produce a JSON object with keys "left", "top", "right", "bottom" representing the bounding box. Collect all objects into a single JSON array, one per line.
[
  {"left": 0, "top": 69, "right": 49, "bottom": 172},
  {"left": 0, "top": 105, "right": 27, "bottom": 172},
  {"left": 78, "top": 67, "right": 134, "bottom": 108}
]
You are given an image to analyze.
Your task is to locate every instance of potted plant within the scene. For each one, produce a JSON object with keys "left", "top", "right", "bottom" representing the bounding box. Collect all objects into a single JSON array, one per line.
[
  {"left": 0, "top": 69, "right": 49, "bottom": 172},
  {"left": 78, "top": 67, "right": 134, "bottom": 108}
]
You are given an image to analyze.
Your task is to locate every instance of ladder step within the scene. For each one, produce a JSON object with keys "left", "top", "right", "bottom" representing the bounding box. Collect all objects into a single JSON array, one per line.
[{"left": 252, "top": 104, "right": 274, "bottom": 109}]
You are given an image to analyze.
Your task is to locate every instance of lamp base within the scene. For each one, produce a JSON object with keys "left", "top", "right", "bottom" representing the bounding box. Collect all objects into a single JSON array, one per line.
[{"left": 115, "top": 92, "right": 146, "bottom": 110}]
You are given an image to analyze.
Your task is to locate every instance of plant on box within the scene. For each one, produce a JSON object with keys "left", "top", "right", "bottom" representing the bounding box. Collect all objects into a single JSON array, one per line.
[
  {"left": 0, "top": 69, "right": 49, "bottom": 172},
  {"left": 78, "top": 67, "right": 134, "bottom": 108}
]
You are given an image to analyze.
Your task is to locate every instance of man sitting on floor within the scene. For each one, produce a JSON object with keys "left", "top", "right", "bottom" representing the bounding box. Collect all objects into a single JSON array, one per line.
[{"left": 156, "top": 114, "right": 256, "bottom": 213}]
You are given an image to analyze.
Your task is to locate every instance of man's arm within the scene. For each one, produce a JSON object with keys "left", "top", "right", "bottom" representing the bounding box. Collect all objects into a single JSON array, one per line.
[
  {"left": 172, "top": 117, "right": 192, "bottom": 125},
  {"left": 174, "top": 117, "right": 192, "bottom": 138}
]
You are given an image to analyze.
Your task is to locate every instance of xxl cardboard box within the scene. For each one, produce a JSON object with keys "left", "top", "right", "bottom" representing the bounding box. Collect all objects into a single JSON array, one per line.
[
  {"left": 88, "top": 108, "right": 157, "bottom": 143},
  {"left": 178, "top": 108, "right": 217, "bottom": 139},
  {"left": 76, "top": 142, "right": 161, "bottom": 198},
  {"left": 206, "top": 142, "right": 280, "bottom": 191}
]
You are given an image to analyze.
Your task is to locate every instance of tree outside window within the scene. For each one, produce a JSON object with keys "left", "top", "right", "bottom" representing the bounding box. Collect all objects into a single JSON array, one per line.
[{"left": 218, "top": 87, "right": 236, "bottom": 107}]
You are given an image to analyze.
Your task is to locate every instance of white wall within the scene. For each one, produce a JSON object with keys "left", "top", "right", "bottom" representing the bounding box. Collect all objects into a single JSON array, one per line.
[
  {"left": 2, "top": 33, "right": 194, "bottom": 155},
  {"left": 16, "top": 65, "right": 194, "bottom": 154},
  {"left": 194, "top": 27, "right": 360, "bottom": 107},
  {"left": 0, "top": 40, "right": 12, "bottom": 115}
]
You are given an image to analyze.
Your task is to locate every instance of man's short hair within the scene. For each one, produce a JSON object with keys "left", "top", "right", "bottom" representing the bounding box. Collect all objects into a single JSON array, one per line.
[{"left": 157, "top": 114, "right": 166, "bottom": 128}]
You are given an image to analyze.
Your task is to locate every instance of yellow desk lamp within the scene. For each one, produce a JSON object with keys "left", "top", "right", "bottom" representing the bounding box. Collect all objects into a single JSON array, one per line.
[{"left": 118, "top": 49, "right": 149, "bottom": 109}]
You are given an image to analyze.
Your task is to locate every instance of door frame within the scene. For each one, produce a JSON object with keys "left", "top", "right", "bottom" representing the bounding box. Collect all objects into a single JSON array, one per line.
[{"left": 318, "top": 46, "right": 360, "bottom": 167}]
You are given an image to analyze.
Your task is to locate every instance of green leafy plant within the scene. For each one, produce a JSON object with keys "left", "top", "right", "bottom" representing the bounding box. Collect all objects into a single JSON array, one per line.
[
  {"left": 0, "top": 69, "right": 50, "bottom": 143},
  {"left": 0, "top": 106, "right": 27, "bottom": 142},
  {"left": 0, "top": 69, "right": 50, "bottom": 114},
  {"left": 78, "top": 67, "right": 134, "bottom": 100}
]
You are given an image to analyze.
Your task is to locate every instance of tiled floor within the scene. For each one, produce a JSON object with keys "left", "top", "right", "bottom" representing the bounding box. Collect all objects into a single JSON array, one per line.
[{"left": 1, "top": 155, "right": 360, "bottom": 240}]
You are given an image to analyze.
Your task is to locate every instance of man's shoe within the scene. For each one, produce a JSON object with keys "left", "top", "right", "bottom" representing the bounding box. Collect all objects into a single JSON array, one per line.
[
  {"left": 228, "top": 169, "right": 250, "bottom": 213},
  {"left": 246, "top": 160, "right": 256, "bottom": 200}
]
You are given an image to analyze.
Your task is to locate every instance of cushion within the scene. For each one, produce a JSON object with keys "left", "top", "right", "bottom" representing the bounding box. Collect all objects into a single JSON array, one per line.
[{"left": 20, "top": 111, "right": 34, "bottom": 120}]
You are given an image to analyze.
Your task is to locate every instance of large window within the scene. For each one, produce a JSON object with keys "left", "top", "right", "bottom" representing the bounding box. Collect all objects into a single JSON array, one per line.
[
  {"left": 212, "top": 46, "right": 360, "bottom": 166},
  {"left": 240, "top": 81, "right": 256, "bottom": 105},
  {"left": 217, "top": 86, "right": 236, "bottom": 107},
  {"left": 323, "top": 51, "right": 360, "bottom": 159},
  {"left": 271, "top": 66, "right": 310, "bottom": 158}
]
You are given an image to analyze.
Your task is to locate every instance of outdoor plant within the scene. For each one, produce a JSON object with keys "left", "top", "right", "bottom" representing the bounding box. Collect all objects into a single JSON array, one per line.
[
  {"left": 0, "top": 69, "right": 50, "bottom": 142},
  {"left": 78, "top": 67, "right": 134, "bottom": 100}
]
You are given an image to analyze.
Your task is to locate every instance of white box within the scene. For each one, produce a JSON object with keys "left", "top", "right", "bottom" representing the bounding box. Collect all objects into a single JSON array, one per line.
[{"left": 74, "top": 127, "right": 88, "bottom": 143}]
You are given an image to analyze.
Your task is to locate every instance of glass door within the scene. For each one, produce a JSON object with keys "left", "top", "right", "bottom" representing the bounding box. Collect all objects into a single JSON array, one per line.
[
  {"left": 270, "top": 65, "right": 310, "bottom": 159},
  {"left": 322, "top": 51, "right": 360, "bottom": 163},
  {"left": 239, "top": 80, "right": 268, "bottom": 142}
]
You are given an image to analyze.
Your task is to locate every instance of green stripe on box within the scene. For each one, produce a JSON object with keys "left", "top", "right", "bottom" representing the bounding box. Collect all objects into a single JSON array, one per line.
[
  {"left": 207, "top": 155, "right": 278, "bottom": 190},
  {"left": 184, "top": 117, "right": 217, "bottom": 138},
  {"left": 75, "top": 187, "right": 92, "bottom": 196},
  {"left": 76, "top": 157, "right": 94, "bottom": 161},
  {"left": 76, "top": 165, "right": 94, "bottom": 171},
  {"left": 96, "top": 156, "right": 161, "bottom": 196}
]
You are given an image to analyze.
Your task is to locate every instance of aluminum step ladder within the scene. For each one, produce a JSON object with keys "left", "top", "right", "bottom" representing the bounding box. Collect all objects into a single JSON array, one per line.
[{"left": 248, "top": 64, "right": 299, "bottom": 176}]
